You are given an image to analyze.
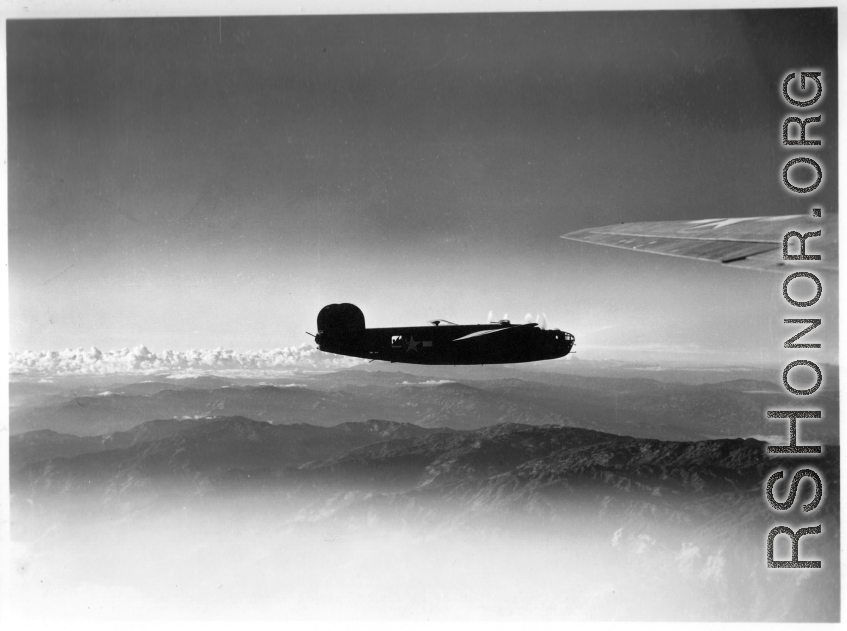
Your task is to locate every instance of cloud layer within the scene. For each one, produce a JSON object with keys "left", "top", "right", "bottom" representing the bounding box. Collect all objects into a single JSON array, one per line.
[{"left": 9, "top": 344, "right": 364, "bottom": 376}]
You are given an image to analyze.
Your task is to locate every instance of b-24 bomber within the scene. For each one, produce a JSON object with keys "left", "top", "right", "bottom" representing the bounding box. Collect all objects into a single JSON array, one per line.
[{"left": 314, "top": 303, "right": 575, "bottom": 365}]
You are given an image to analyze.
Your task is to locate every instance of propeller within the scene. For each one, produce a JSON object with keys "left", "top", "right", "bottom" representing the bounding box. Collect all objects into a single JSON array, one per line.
[
  {"left": 487, "top": 310, "right": 494, "bottom": 323},
  {"left": 522, "top": 313, "right": 533, "bottom": 324},
  {"left": 536, "top": 313, "right": 548, "bottom": 330}
]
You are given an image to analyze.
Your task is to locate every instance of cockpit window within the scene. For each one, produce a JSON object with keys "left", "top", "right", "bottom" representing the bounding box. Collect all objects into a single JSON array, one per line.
[{"left": 391, "top": 335, "right": 403, "bottom": 348}]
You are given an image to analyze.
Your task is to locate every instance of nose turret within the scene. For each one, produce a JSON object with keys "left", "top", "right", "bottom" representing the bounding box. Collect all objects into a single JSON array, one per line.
[
  {"left": 545, "top": 329, "right": 575, "bottom": 358},
  {"left": 561, "top": 331, "right": 575, "bottom": 356}
]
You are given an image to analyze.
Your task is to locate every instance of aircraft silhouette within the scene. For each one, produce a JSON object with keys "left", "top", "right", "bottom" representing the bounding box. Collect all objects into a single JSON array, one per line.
[{"left": 314, "top": 303, "right": 575, "bottom": 365}]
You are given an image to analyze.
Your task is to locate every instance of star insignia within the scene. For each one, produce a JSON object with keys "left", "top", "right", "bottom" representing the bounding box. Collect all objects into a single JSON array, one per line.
[{"left": 406, "top": 336, "right": 420, "bottom": 352}]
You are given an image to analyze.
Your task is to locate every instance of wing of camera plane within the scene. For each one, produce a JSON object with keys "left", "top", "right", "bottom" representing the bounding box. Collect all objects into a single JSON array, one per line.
[
  {"left": 561, "top": 215, "right": 837, "bottom": 273},
  {"left": 452, "top": 323, "right": 538, "bottom": 342}
]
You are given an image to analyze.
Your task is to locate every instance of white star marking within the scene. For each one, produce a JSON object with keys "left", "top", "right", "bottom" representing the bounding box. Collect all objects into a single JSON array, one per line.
[{"left": 406, "top": 336, "right": 420, "bottom": 352}]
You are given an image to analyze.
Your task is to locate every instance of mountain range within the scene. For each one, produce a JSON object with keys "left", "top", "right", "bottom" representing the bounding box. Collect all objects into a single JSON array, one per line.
[
  {"left": 10, "top": 366, "right": 840, "bottom": 622},
  {"left": 13, "top": 415, "right": 839, "bottom": 520},
  {"left": 10, "top": 368, "right": 838, "bottom": 444}
]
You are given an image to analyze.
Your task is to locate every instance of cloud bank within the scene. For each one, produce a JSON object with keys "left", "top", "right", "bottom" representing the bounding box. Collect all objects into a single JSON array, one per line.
[{"left": 10, "top": 344, "right": 364, "bottom": 376}]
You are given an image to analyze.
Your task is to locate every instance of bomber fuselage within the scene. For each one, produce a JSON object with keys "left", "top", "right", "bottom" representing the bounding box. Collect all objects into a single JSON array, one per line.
[{"left": 316, "top": 322, "right": 575, "bottom": 365}]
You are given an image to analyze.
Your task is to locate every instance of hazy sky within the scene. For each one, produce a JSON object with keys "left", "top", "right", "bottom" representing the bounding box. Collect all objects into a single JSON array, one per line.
[{"left": 8, "top": 10, "right": 838, "bottom": 365}]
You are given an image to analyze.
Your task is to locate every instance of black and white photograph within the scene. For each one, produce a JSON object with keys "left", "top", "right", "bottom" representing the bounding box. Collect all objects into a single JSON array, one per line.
[{"left": 4, "top": 5, "right": 840, "bottom": 623}]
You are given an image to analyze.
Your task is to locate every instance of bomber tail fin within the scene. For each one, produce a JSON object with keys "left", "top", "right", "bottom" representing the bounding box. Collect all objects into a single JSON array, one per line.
[{"left": 317, "top": 303, "right": 366, "bottom": 333}]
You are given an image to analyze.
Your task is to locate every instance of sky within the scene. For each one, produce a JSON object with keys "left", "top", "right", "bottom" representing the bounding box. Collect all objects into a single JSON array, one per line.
[{"left": 8, "top": 9, "right": 839, "bottom": 366}]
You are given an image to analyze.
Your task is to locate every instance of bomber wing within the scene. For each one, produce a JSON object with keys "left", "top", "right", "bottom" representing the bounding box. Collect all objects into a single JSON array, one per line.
[
  {"left": 561, "top": 215, "right": 837, "bottom": 273},
  {"left": 453, "top": 324, "right": 538, "bottom": 342}
]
